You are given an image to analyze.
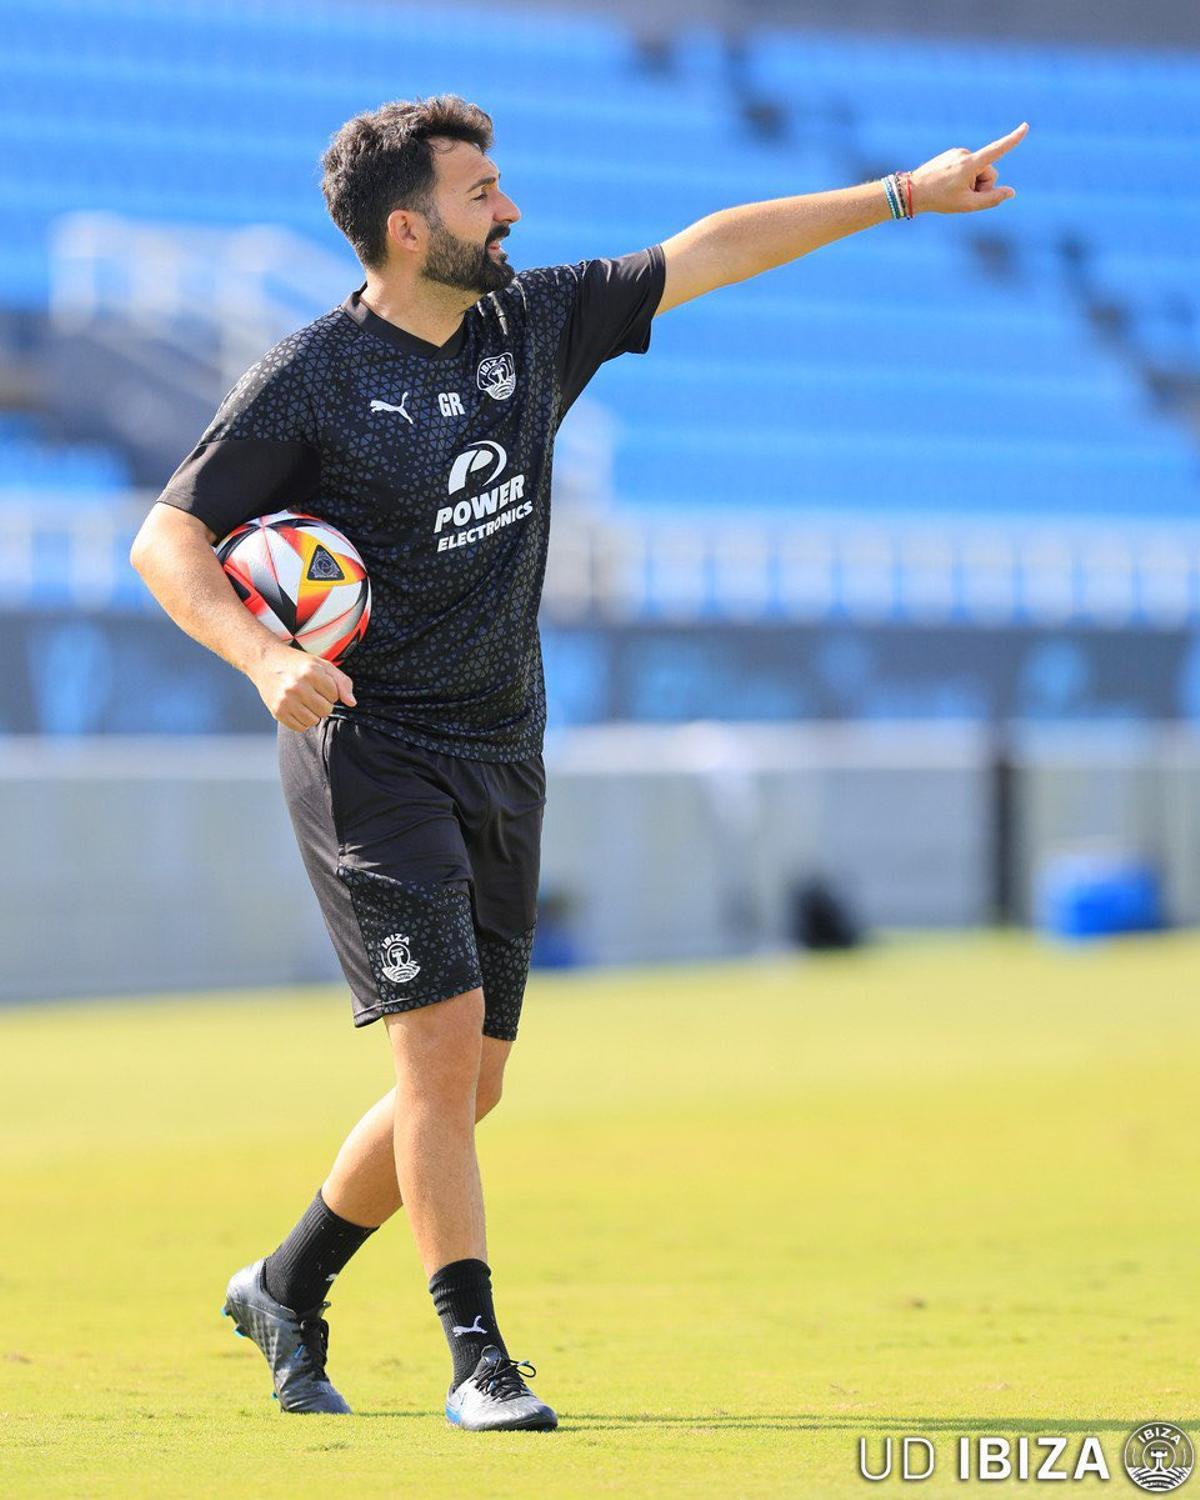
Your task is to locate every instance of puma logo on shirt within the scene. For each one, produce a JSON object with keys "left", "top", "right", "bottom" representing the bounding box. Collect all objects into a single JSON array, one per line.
[{"left": 369, "top": 395, "right": 414, "bottom": 424}]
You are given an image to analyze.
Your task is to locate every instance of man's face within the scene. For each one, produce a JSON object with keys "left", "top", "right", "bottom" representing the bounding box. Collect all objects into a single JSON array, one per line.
[{"left": 419, "top": 138, "right": 521, "bottom": 296}]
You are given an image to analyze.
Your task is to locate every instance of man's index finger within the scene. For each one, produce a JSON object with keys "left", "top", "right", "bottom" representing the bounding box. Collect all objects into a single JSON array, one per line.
[{"left": 973, "top": 120, "right": 1030, "bottom": 166}]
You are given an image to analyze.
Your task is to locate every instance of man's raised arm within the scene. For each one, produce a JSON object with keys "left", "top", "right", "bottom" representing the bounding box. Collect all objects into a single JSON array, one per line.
[{"left": 656, "top": 121, "right": 1029, "bottom": 316}]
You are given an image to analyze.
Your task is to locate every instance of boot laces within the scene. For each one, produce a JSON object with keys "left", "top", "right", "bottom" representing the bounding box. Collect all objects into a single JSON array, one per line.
[
  {"left": 475, "top": 1354, "right": 538, "bottom": 1402},
  {"left": 293, "top": 1301, "right": 331, "bottom": 1377}
]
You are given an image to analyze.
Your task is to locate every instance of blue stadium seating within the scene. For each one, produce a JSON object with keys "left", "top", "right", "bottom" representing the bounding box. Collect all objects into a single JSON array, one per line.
[
  {"left": 737, "top": 29, "right": 1199, "bottom": 344},
  {"left": 0, "top": 433, "right": 129, "bottom": 494},
  {"left": 0, "top": 0, "right": 1197, "bottom": 526}
]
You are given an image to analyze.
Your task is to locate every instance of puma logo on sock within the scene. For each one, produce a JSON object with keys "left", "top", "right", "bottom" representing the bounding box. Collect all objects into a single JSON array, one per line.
[{"left": 452, "top": 1315, "right": 488, "bottom": 1337}]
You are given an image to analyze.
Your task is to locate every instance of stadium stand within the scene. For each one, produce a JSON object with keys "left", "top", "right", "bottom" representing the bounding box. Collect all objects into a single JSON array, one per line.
[
  {"left": 0, "top": 419, "right": 128, "bottom": 495},
  {"left": 0, "top": 1, "right": 1197, "bottom": 543}
]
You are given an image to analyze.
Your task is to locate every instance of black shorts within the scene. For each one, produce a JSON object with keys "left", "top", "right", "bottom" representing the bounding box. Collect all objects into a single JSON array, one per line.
[{"left": 278, "top": 716, "right": 545, "bottom": 1042}]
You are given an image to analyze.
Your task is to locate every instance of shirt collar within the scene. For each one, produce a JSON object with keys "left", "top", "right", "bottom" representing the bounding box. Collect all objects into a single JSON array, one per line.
[{"left": 341, "top": 284, "right": 467, "bottom": 360}]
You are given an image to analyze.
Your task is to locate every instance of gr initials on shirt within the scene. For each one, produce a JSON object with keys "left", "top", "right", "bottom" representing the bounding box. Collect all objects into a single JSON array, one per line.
[{"left": 438, "top": 392, "right": 465, "bottom": 417}]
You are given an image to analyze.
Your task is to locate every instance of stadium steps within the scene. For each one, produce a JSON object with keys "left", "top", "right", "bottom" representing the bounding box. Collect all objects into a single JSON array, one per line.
[
  {"left": 1, "top": 0, "right": 1197, "bottom": 526},
  {"left": 613, "top": 428, "right": 1200, "bottom": 518}
]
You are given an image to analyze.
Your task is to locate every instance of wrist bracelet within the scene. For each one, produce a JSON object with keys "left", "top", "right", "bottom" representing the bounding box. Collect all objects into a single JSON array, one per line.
[{"left": 882, "top": 171, "right": 915, "bottom": 221}]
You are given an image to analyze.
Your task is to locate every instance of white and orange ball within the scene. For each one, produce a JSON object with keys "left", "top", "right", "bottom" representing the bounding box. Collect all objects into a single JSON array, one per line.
[{"left": 215, "top": 511, "right": 370, "bottom": 665}]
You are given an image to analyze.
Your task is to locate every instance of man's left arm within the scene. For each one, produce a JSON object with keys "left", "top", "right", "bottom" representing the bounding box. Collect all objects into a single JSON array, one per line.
[{"left": 656, "top": 121, "right": 1028, "bottom": 316}]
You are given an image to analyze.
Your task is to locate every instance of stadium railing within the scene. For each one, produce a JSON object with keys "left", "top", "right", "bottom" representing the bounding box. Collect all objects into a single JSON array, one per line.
[{"left": 5, "top": 490, "right": 1200, "bottom": 628}]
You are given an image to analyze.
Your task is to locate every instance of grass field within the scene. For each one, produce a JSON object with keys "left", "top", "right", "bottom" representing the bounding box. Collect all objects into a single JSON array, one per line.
[{"left": 2, "top": 932, "right": 1199, "bottom": 1497}]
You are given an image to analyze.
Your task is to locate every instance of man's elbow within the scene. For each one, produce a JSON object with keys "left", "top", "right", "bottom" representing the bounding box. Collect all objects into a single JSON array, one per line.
[
  {"left": 129, "top": 500, "right": 213, "bottom": 575},
  {"left": 128, "top": 524, "right": 152, "bottom": 576}
]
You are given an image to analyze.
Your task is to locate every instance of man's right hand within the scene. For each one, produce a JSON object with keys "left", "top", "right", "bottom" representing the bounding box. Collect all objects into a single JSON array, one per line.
[{"left": 249, "top": 645, "right": 357, "bottom": 731}]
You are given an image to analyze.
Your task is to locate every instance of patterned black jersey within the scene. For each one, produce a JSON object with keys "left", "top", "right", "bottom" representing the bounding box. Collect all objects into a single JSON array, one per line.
[{"left": 159, "top": 245, "right": 666, "bottom": 760}]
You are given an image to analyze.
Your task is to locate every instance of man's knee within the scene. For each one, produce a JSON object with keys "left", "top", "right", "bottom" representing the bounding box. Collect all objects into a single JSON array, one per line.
[
  {"left": 475, "top": 1035, "right": 512, "bottom": 1122},
  {"left": 385, "top": 988, "right": 485, "bottom": 1098},
  {"left": 475, "top": 1075, "right": 503, "bottom": 1121}
]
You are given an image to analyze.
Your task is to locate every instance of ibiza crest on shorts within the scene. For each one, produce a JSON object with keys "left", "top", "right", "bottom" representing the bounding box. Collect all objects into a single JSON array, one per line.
[{"left": 380, "top": 934, "right": 421, "bottom": 983}]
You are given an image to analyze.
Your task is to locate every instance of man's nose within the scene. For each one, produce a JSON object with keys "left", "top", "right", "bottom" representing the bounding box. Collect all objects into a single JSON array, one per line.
[{"left": 496, "top": 193, "right": 520, "bottom": 225}]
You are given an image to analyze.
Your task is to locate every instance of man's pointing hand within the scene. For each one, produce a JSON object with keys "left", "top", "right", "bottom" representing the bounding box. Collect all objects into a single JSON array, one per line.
[{"left": 910, "top": 121, "right": 1029, "bottom": 215}]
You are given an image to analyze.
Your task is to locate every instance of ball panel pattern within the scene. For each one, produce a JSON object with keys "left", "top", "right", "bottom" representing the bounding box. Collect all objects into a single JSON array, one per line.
[{"left": 215, "top": 510, "right": 371, "bottom": 664}]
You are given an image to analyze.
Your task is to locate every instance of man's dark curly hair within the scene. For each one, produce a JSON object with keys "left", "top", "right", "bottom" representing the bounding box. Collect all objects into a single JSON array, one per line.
[{"left": 321, "top": 95, "right": 494, "bottom": 270}]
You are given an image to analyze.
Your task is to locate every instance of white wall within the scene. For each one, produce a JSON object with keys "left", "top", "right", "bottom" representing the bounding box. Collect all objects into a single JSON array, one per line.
[
  {"left": 19, "top": 721, "right": 1200, "bottom": 999},
  {"left": 0, "top": 725, "right": 996, "bottom": 1000}
]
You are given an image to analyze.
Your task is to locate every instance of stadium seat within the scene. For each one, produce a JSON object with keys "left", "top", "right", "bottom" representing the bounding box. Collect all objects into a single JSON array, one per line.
[{"left": 0, "top": 0, "right": 1197, "bottom": 549}]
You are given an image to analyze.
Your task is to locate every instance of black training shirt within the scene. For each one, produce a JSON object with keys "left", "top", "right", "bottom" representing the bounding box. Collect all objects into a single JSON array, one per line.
[{"left": 159, "top": 245, "right": 666, "bottom": 760}]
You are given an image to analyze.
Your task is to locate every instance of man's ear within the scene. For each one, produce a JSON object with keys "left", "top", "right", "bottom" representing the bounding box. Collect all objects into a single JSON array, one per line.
[{"left": 385, "top": 206, "right": 425, "bottom": 258}]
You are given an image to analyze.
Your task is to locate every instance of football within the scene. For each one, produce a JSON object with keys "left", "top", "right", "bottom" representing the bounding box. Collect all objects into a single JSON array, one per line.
[{"left": 215, "top": 510, "right": 370, "bottom": 665}]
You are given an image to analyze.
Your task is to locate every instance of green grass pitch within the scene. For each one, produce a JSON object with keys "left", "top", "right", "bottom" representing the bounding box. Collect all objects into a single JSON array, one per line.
[{"left": 2, "top": 932, "right": 1198, "bottom": 1497}]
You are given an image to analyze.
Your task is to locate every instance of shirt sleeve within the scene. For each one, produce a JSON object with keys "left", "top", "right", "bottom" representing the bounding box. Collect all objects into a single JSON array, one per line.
[
  {"left": 556, "top": 244, "right": 666, "bottom": 419},
  {"left": 156, "top": 343, "right": 321, "bottom": 540}
]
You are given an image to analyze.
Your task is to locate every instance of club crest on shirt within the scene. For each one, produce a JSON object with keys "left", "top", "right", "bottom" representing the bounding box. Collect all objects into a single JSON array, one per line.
[{"left": 477, "top": 352, "right": 516, "bottom": 401}]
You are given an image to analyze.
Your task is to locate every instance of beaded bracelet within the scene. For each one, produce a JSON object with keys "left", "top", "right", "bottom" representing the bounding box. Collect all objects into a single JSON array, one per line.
[{"left": 882, "top": 171, "right": 915, "bottom": 220}]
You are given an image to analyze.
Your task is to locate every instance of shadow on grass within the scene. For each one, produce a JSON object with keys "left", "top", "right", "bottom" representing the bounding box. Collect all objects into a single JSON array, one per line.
[
  {"left": 355, "top": 1410, "right": 442, "bottom": 1420},
  {"left": 356, "top": 1410, "right": 808, "bottom": 1430},
  {"left": 351, "top": 1413, "right": 1147, "bottom": 1434}
]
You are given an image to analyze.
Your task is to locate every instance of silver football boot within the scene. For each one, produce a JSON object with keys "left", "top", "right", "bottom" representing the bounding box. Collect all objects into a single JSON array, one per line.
[
  {"left": 221, "top": 1258, "right": 352, "bottom": 1414},
  {"left": 445, "top": 1345, "right": 558, "bottom": 1431}
]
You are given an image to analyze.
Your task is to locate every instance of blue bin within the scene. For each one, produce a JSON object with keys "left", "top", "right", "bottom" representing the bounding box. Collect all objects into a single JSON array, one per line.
[{"left": 1035, "top": 851, "right": 1165, "bottom": 940}]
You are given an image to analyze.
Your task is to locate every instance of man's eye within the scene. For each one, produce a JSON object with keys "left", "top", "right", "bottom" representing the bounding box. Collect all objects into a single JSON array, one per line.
[{"left": 473, "top": 191, "right": 488, "bottom": 201}]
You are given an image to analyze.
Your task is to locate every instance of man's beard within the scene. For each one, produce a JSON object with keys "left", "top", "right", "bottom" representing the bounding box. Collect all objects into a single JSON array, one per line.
[{"left": 421, "top": 211, "right": 514, "bottom": 295}]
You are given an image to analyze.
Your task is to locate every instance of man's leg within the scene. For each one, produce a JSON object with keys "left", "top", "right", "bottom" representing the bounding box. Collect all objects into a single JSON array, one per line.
[
  {"left": 384, "top": 988, "right": 488, "bottom": 1275},
  {"left": 260, "top": 722, "right": 549, "bottom": 1425},
  {"left": 382, "top": 988, "right": 553, "bottom": 1430},
  {"left": 318, "top": 1035, "right": 512, "bottom": 1226},
  {"left": 220, "top": 1029, "right": 513, "bottom": 1416},
  {"left": 263, "top": 1035, "right": 513, "bottom": 1307}
]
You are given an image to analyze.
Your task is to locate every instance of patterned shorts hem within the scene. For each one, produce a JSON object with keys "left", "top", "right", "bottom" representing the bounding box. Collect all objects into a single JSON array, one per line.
[
  {"left": 351, "top": 977, "right": 485, "bottom": 1029},
  {"left": 481, "top": 1017, "right": 520, "bottom": 1043}
]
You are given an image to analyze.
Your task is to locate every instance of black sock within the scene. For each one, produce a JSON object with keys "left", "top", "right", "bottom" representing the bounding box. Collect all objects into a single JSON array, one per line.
[
  {"left": 262, "top": 1189, "right": 378, "bottom": 1312},
  {"left": 429, "top": 1257, "right": 509, "bottom": 1389}
]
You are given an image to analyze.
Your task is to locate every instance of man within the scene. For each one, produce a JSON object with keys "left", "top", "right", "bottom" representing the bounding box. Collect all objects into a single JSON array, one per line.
[{"left": 130, "top": 96, "right": 1026, "bottom": 1431}]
